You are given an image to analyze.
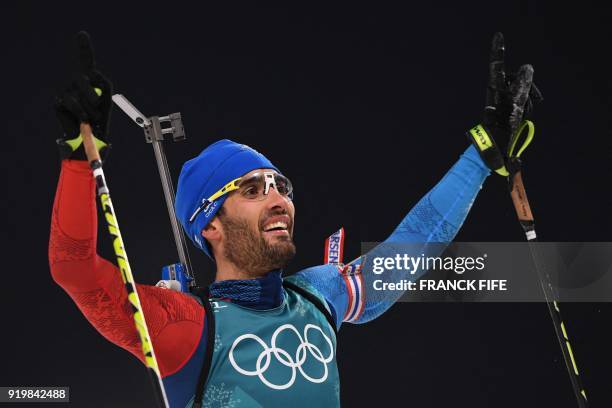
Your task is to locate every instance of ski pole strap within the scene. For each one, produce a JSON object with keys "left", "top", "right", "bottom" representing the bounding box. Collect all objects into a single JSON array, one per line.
[
  {"left": 467, "top": 120, "right": 536, "bottom": 177},
  {"left": 506, "top": 120, "right": 536, "bottom": 240},
  {"left": 507, "top": 120, "right": 535, "bottom": 159}
]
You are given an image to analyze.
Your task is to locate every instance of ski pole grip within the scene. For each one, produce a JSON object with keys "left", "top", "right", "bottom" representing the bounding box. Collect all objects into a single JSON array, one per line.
[
  {"left": 80, "top": 123, "right": 102, "bottom": 163},
  {"left": 510, "top": 171, "right": 534, "bottom": 223}
]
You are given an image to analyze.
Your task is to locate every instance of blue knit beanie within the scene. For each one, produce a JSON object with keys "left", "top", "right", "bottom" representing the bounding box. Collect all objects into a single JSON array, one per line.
[{"left": 175, "top": 139, "right": 280, "bottom": 258}]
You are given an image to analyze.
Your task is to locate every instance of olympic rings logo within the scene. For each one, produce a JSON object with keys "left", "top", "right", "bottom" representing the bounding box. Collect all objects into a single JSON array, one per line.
[{"left": 228, "top": 323, "right": 335, "bottom": 390}]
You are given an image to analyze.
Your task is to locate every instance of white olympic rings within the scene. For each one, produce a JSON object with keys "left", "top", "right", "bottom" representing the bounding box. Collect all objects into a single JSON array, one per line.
[{"left": 228, "top": 324, "right": 334, "bottom": 390}]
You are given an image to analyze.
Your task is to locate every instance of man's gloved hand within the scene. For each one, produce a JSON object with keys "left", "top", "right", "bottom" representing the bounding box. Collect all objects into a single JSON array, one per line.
[
  {"left": 54, "top": 31, "right": 113, "bottom": 160},
  {"left": 468, "top": 32, "right": 543, "bottom": 176}
]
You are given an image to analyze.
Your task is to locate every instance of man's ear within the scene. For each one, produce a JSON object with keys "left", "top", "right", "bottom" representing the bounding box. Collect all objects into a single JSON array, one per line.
[{"left": 202, "top": 217, "right": 222, "bottom": 243}]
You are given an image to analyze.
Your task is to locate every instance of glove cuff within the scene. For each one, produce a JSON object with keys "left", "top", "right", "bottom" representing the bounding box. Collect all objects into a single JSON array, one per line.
[{"left": 466, "top": 124, "right": 509, "bottom": 176}]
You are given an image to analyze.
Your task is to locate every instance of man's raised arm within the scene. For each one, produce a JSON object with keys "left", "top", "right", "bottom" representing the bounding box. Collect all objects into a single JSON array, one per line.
[
  {"left": 48, "top": 33, "right": 205, "bottom": 384},
  {"left": 296, "top": 33, "right": 540, "bottom": 327}
]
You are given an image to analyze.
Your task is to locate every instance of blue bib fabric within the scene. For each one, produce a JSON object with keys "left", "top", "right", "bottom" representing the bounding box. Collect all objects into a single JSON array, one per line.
[{"left": 189, "top": 277, "right": 340, "bottom": 407}]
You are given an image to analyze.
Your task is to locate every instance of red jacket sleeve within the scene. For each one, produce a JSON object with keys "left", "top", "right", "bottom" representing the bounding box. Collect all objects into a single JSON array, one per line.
[{"left": 49, "top": 159, "right": 205, "bottom": 378}]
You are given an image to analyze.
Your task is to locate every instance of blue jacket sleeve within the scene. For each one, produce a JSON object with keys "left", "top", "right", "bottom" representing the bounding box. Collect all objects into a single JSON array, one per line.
[{"left": 297, "top": 145, "right": 490, "bottom": 327}]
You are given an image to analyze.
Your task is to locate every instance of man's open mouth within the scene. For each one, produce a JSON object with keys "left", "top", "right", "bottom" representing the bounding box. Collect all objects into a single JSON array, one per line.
[{"left": 262, "top": 217, "right": 291, "bottom": 236}]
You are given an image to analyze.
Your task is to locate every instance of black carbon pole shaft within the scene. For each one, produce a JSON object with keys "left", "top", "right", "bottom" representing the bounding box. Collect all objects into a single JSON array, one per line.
[{"left": 509, "top": 169, "right": 588, "bottom": 408}]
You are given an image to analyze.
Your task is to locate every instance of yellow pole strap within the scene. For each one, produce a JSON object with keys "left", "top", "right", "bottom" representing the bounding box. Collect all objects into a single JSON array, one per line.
[{"left": 508, "top": 120, "right": 535, "bottom": 159}]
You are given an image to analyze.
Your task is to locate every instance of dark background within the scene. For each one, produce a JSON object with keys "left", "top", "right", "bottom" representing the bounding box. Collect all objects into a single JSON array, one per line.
[{"left": 5, "top": 1, "right": 612, "bottom": 407}]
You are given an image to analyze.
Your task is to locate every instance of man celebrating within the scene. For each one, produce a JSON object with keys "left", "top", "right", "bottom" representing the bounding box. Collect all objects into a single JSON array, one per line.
[{"left": 49, "top": 32, "right": 537, "bottom": 407}]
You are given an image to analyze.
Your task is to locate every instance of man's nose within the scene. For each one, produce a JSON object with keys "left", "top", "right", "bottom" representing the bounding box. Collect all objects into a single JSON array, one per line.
[{"left": 265, "top": 186, "right": 291, "bottom": 210}]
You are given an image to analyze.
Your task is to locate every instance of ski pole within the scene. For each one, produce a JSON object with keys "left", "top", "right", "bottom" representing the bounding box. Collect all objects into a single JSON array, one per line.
[
  {"left": 81, "top": 122, "right": 170, "bottom": 408},
  {"left": 507, "top": 121, "right": 588, "bottom": 408}
]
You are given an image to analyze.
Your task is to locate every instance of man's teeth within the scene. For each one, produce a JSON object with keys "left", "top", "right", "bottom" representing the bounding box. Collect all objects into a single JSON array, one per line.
[{"left": 264, "top": 221, "right": 288, "bottom": 231}]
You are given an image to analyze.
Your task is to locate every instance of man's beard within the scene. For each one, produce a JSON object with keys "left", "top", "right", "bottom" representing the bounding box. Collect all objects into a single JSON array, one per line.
[{"left": 219, "top": 212, "right": 296, "bottom": 275}]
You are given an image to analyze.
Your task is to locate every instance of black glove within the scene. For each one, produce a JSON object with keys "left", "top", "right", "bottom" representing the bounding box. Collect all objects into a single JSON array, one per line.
[
  {"left": 468, "top": 32, "right": 543, "bottom": 176},
  {"left": 54, "top": 31, "right": 113, "bottom": 160}
]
